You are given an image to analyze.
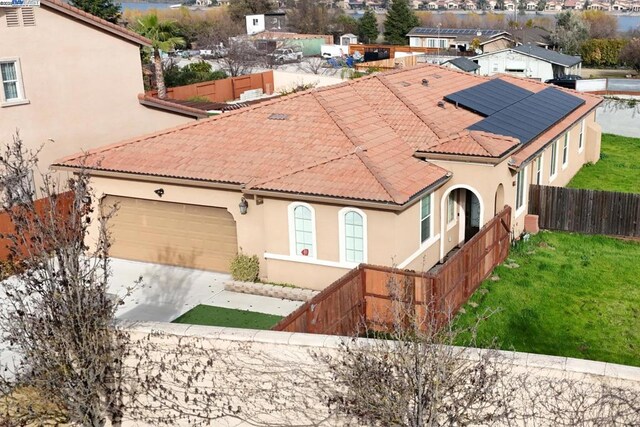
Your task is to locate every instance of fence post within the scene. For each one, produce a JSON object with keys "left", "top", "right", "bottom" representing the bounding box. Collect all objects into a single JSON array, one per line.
[{"left": 360, "top": 266, "right": 367, "bottom": 332}]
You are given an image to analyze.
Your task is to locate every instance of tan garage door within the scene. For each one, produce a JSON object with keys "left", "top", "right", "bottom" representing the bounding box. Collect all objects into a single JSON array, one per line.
[{"left": 103, "top": 196, "right": 238, "bottom": 272}]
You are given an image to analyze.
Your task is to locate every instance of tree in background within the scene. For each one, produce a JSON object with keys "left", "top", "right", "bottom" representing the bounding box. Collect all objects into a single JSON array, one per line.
[
  {"left": 70, "top": 0, "right": 120, "bottom": 23},
  {"left": 582, "top": 10, "right": 618, "bottom": 39},
  {"left": 384, "top": 0, "right": 419, "bottom": 45},
  {"left": 551, "top": 11, "right": 589, "bottom": 55},
  {"left": 287, "top": 0, "right": 330, "bottom": 34},
  {"left": 134, "top": 14, "right": 185, "bottom": 99},
  {"left": 228, "top": 0, "right": 274, "bottom": 23},
  {"left": 620, "top": 38, "right": 640, "bottom": 72},
  {"left": 164, "top": 61, "right": 228, "bottom": 87},
  {"left": 580, "top": 38, "right": 627, "bottom": 67},
  {"left": 358, "top": 8, "right": 379, "bottom": 43}
]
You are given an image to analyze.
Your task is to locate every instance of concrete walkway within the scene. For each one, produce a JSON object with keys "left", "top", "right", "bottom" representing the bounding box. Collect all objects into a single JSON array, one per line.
[{"left": 109, "top": 258, "right": 303, "bottom": 322}]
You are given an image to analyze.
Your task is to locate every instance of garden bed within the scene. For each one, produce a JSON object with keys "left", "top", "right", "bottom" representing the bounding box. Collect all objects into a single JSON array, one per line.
[{"left": 172, "top": 305, "right": 283, "bottom": 330}]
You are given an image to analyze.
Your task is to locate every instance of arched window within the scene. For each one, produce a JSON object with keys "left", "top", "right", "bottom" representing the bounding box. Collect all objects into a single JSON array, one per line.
[
  {"left": 289, "top": 203, "right": 316, "bottom": 257},
  {"left": 339, "top": 208, "right": 367, "bottom": 264}
]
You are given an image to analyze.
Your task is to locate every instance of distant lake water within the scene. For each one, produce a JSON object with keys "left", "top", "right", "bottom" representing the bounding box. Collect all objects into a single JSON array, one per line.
[
  {"left": 119, "top": 2, "right": 172, "bottom": 11},
  {"left": 122, "top": 4, "right": 639, "bottom": 32}
]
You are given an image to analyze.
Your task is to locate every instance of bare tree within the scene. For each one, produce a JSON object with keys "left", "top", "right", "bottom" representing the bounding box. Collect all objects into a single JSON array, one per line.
[
  {"left": 0, "top": 133, "right": 128, "bottom": 426},
  {"left": 219, "top": 39, "right": 266, "bottom": 77},
  {"left": 298, "top": 57, "right": 328, "bottom": 75},
  {"left": 313, "top": 273, "right": 640, "bottom": 426}
]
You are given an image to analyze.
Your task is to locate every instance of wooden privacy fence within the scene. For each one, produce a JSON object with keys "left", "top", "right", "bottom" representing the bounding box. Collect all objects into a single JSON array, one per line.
[
  {"left": 0, "top": 191, "right": 75, "bottom": 262},
  {"left": 529, "top": 185, "right": 640, "bottom": 237},
  {"left": 146, "top": 71, "right": 274, "bottom": 102},
  {"left": 273, "top": 206, "right": 512, "bottom": 335}
]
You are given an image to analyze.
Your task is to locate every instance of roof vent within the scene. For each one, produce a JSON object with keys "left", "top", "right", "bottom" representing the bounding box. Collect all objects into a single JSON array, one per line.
[
  {"left": 432, "top": 74, "right": 442, "bottom": 79},
  {"left": 399, "top": 81, "right": 411, "bottom": 87},
  {"left": 437, "top": 101, "right": 445, "bottom": 108},
  {"left": 268, "top": 113, "right": 288, "bottom": 120},
  {"left": 422, "top": 79, "right": 429, "bottom": 87}
]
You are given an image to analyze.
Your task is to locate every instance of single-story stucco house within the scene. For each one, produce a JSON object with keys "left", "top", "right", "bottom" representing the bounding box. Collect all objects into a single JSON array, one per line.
[
  {"left": 54, "top": 65, "right": 602, "bottom": 290},
  {"left": 472, "top": 44, "right": 583, "bottom": 82}
]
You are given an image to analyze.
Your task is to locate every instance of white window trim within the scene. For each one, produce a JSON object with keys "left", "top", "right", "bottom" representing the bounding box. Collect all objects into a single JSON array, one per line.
[
  {"left": 549, "top": 140, "right": 559, "bottom": 183},
  {"left": 515, "top": 166, "right": 528, "bottom": 218},
  {"left": 419, "top": 193, "right": 434, "bottom": 245},
  {"left": 264, "top": 252, "right": 354, "bottom": 270},
  {"left": 287, "top": 202, "right": 317, "bottom": 259},
  {"left": 338, "top": 207, "right": 368, "bottom": 265},
  {"left": 562, "top": 133, "right": 569, "bottom": 170},
  {"left": 0, "top": 58, "right": 29, "bottom": 107},
  {"left": 536, "top": 153, "right": 544, "bottom": 185},
  {"left": 578, "top": 119, "right": 585, "bottom": 153},
  {"left": 446, "top": 191, "right": 457, "bottom": 231}
]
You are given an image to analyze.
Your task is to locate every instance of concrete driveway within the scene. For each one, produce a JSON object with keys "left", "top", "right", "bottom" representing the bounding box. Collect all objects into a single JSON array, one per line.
[{"left": 109, "top": 258, "right": 303, "bottom": 322}]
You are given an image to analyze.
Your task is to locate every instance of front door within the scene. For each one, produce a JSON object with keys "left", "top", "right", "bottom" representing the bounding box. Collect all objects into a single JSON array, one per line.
[{"left": 464, "top": 191, "right": 480, "bottom": 241}]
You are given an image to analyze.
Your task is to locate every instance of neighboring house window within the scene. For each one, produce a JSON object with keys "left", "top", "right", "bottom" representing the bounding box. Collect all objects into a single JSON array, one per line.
[
  {"left": 289, "top": 203, "right": 315, "bottom": 257},
  {"left": 420, "top": 193, "right": 432, "bottom": 243},
  {"left": 550, "top": 140, "right": 558, "bottom": 180},
  {"left": 1, "top": 59, "right": 26, "bottom": 105},
  {"left": 562, "top": 133, "right": 569, "bottom": 168},
  {"left": 536, "top": 154, "right": 543, "bottom": 185},
  {"left": 447, "top": 192, "right": 456, "bottom": 224},
  {"left": 339, "top": 208, "right": 367, "bottom": 264},
  {"left": 516, "top": 168, "right": 526, "bottom": 212},
  {"left": 578, "top": 119, "right": 585, "bottom": 152}
]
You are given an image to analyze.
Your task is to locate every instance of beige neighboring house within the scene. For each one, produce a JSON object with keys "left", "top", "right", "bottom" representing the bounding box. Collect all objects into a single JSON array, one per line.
[
  {"left": 0, "top": 0, "right": 201, "bottom": 191},
  {"left": 55, "top": 65, "right": 602, "bottom": 290}
]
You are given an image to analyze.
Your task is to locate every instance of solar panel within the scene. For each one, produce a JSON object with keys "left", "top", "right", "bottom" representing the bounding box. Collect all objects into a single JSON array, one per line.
[
  {"left": 444, "top": 79, "right": 534, "bottom": 117},
  {"left": 468, "top": 88, "right": 585, "bottom": 145}
]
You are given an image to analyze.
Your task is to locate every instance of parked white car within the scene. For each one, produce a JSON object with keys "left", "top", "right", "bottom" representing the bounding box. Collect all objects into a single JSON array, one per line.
[{"left": 269, "top": 48, "right": 303, "bottom": 64}]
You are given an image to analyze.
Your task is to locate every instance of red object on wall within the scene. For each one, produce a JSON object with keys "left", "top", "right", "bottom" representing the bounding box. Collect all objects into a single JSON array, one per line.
[
  {"left": 524, "top": 214, "right": 540, "bottom": 234},
  {"left": 301, "top": 248, "right": 309, "bottom": 256}
]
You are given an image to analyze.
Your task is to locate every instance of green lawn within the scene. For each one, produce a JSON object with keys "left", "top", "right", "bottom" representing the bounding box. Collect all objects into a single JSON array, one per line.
[
  {"left": 454, "top": 231, "right": 640, "bottom": 367},
  {"left": 172, "top": 305, "right": 283, "bottom": 330},
  {"left": 568, "top": 133, "right": 640, "bottom": 193}
]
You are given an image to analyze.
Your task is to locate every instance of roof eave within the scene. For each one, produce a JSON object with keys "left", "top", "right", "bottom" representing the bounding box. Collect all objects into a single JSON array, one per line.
[
  {"left": 414, "top": 148, "right": 517, "bottom": 165},
  {"left": 246, "top": 174, "right": 453, "bottom": 212},
  {"left": 138, "top": 96, "right": 209, "bottom": 119},
  {"left": 50, "top": 165, "right": 244, "bottom": 191},
  {"left": 41, "top": 0, "right": 152, "bottom": 47}
]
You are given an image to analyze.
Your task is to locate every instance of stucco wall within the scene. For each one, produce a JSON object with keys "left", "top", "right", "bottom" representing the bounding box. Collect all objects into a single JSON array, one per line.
[
  {"left": 119, "top": 321, "right": 640, "bottom": 426},
  {"left": 0, "top": 6, "right": 193, "bottom": 189}
]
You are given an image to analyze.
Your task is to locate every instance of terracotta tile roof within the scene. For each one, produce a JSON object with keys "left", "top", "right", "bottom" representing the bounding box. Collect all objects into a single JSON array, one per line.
[
  {"left": 138, "top": 94, "right": 209, "bottom": 119},
  {"left": 41, "top": 0, "right": 151, "bottom": 46},
  {"left": 55, "top": 64, "right": 601, "bottom": 206},
  {"left": 417, "top": 130, "right": 520, "bottom": 158}
]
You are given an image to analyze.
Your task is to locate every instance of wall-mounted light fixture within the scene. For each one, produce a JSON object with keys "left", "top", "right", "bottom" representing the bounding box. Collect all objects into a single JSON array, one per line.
[
  {"left": 239, "top": 197, "right": 248, "bottom": 215},
  {"left": 154, "top": 188, "right": 164, "bottom": 197}
]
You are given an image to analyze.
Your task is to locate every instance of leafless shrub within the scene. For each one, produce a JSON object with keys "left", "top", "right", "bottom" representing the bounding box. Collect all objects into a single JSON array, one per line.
[
  {"left": 219, "top": 39, "right": 267, "bottom": 77},
  {"left": 298, "top": 57, "right": 329, "bottom": 75},
  {"left": 313, "top": 273, "right": 640, "bottom": 426}
]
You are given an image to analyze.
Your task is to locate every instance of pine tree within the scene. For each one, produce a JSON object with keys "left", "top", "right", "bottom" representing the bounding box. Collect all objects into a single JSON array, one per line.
[
  {"left": 70, "top": 0, "right": 120, "bottom": 24},
  {"left": 358, "top": 8, "right": 379, "bottom": 44},
  {"left": 383, "top": 0, "right": 419, "bottom": 45}
]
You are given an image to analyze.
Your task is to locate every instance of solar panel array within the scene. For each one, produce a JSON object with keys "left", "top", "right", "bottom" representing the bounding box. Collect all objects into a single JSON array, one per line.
[
  {"left": 410, "top": 28, "right": 504, "bottom": 36},
  {"left": 468, "top": 87, "right": 585, "bottom": 146},
  {"left": 444, "top": 79, "right": 533, "bottom": 116}
]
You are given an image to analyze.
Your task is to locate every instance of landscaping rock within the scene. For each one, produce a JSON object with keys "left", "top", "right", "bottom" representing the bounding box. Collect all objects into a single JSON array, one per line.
[
  {"left": 224, "top": 281, "right": 319, "bottom": 302},
  {"left": 490, "top": 275, "right": 500, "bottom": 281}
]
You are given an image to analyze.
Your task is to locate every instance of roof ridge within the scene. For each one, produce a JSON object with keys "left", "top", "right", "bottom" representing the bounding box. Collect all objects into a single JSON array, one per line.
[
  {"left": 376, "top": 74, "right": 448, "bottom": 139},
  {"left": 467, "top": 133, "right": 496, "bottom": 156},
  {"left": 312, "top": 91, "right": 405, "bottom": 204},
  {"left": 41, "top": 0, "right": 151, "bottom": 46}
]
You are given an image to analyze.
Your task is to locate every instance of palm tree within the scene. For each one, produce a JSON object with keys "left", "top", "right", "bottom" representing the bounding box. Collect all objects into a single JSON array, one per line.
[{"left": 135, "top": 14, "right": 185, "bottom": 98}]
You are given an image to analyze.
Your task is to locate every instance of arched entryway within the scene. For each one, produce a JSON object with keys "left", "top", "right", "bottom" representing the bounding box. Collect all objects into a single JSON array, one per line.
[
  {"left": 494, "top": 184, "right": 504, "bottom": 215},
  {"left": 440, "top": 185, "right": 484, "bottom": 260}
]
